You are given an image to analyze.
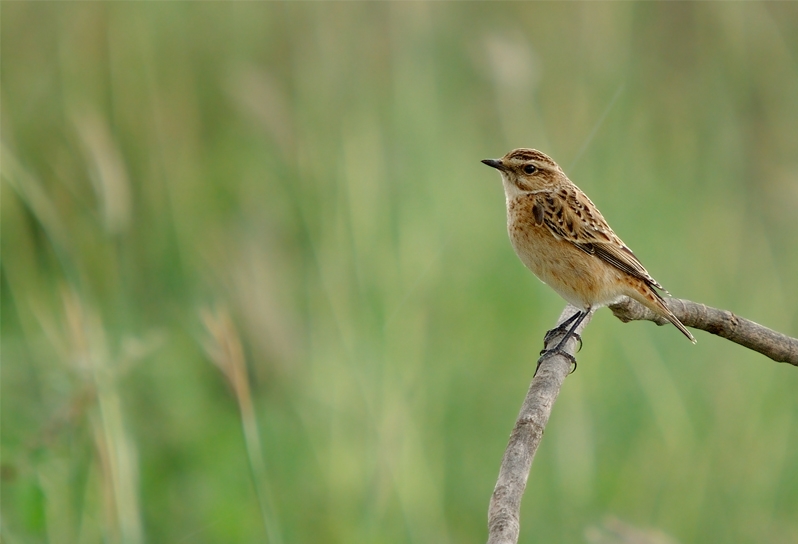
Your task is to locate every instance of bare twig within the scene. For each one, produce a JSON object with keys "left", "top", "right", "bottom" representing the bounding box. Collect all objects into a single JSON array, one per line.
[
  {"left": 487, "top": 305, "right": 593, "bottom": 544},
  {"left": 609, "top": 297, "right": 798, "bottom": 366},
  {"left": 487, "top": 297, "right": 796, "bottom": 544}
]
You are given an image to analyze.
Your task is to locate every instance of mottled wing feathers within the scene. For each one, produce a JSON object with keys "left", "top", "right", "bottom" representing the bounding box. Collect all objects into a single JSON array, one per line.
[
  {"left": 531, "top": 201, "right": 545, "bottom": 225},
  {"left": 535, "top": 186, "right": 665, "bottom": 290},
  {"left": 587, "top": 245, "right": 664, "bottom": 291}
]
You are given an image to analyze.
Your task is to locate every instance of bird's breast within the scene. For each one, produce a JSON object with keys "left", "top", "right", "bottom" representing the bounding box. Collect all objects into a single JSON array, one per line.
[{"left": 505, "top": 195, "right": 625, "bottom": 309}]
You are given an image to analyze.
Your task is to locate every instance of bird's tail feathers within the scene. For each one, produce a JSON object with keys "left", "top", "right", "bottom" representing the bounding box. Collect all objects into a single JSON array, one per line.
[{"left": 636, "top": 286, "right": 696, "bottom": 344}]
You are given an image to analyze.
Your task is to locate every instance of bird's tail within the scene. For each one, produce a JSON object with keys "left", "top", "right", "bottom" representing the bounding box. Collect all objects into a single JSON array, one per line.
[{"left": 632, "top": 285, "right": 696, "bottom": 344}]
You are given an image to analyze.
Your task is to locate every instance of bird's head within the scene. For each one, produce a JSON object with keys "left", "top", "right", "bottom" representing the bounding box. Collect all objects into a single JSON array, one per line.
[{"left": 482, "top": 148, "right": 565, "bottom": 195}]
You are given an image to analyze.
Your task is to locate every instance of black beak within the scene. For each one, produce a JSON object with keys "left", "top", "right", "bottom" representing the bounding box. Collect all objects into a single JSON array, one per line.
[{"left": 481, "top": 158, "right": 504, "bottom": 171}]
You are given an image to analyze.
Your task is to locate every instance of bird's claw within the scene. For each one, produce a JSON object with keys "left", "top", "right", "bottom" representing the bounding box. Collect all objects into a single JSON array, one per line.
[
  {"left": 543, "top": 329, "right": 582, "bottom": 352},
  {"left": 536, "top": 348, "right": 578, "bottom": 376}
]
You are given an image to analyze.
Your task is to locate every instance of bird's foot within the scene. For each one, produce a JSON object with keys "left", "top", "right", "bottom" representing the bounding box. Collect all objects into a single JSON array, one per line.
[
  {"left": 543, "top": 312, "right": 579, "bottom": 340},
  {"left": 536, "top": 309, "right": 588, "bottom": 376},
  {"left": 536, "top": 348, "right": 577, "bottom": 376},
  {"left": 543, "top": 328, "right": 583, "bottom": 352},
  {"left": 543, "top": 311, "right": 583, "bottom": 351}
]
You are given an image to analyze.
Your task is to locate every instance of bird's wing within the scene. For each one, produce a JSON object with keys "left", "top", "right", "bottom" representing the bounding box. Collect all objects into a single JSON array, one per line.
[{"left": 537, "top": 187, "right": 665, "bottom": 290}]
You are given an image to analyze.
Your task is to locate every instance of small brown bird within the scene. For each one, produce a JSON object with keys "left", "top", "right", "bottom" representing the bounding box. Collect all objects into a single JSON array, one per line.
[{"left": 483, "top": 148, "right": 695, "bottom": 355}]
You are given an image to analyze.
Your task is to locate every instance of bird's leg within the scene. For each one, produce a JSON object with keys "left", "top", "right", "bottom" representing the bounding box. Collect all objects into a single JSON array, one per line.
[
  {"left": 537, "top": 309, "right": 589, "bottom": 375},
  {"left": 543, "top": 310, "right": 582, "bottom": 346}
]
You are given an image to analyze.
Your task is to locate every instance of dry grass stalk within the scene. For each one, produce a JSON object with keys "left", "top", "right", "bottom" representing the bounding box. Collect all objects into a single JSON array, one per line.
[{"left": 201, "top": 307, "right": 283, "bottom": 544}]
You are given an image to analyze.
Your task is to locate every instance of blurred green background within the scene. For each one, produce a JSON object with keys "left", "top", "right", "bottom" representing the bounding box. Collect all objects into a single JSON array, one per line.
[{"left": 2, "top": 2, "right": 797, "bottom": 543}]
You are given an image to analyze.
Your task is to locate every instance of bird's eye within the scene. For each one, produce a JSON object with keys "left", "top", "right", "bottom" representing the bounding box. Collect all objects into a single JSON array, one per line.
[{"left": 523, "top": 164, "right": 537, "bottom": 174}]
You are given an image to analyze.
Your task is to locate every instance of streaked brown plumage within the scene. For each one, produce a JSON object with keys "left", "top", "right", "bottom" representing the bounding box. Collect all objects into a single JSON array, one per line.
[{"left": 483, "top": 148, "right": 695, "bottom": 344}]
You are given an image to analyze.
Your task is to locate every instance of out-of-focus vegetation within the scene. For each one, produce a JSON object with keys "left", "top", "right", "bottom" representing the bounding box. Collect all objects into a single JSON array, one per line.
[{"left": 2, "top": 3, "right": 797, "bottom": 543}]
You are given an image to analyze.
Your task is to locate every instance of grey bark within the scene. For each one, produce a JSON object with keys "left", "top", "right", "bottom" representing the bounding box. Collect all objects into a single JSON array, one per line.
[
  {"left": 610, "top": 297, "right": 798, "bottom": 366},
  {"left": 487, "top": 305, "right": 593, "bottom": 544}
]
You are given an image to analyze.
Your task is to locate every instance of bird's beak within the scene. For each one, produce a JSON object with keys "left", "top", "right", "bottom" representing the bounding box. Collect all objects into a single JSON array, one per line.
[{"left": 481, "top": 158, "right": 505, "bottom": 171}]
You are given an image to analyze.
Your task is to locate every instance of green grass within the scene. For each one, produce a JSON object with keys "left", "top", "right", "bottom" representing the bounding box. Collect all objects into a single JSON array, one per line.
[{"left": 2, "top": 3, "right": 798, "bottom": 543}]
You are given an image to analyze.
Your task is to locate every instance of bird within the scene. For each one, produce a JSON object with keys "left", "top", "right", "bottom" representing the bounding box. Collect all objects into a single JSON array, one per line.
[{"left": 482, "top": 148, "right": 695, "bottom": 362}]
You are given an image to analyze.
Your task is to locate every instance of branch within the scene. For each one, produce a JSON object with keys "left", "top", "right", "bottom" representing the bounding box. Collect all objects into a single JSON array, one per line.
[
  {"left": 487, "top": 297, "right": 796, "bottom": 544},
  {"left": 609, "top": 297, "right": 798, "bottom": 366},
  {"left": 487, "top": 305, "right": 593, "bottom": 544}
]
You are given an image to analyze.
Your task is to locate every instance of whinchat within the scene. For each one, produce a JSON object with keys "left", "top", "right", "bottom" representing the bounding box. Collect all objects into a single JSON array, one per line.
[{"left": 483, "top": 148, "right": 696, "bottom": 355}]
